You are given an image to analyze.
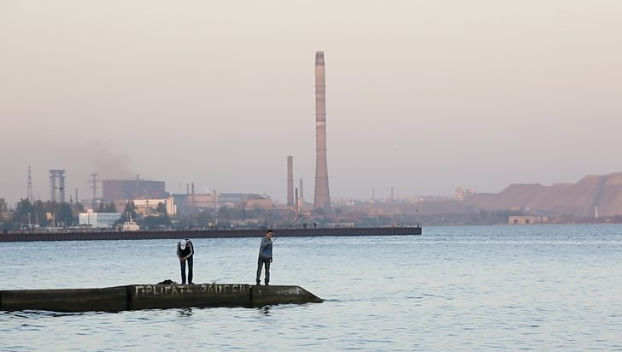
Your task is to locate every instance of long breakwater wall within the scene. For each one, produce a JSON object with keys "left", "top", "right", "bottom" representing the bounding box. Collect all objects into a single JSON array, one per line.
[
  {"left": 0, "top": 226, "right": 421, "bottom": 242},
  {"left": 0, "top": 284, "right": 323, "bottom": 312}
]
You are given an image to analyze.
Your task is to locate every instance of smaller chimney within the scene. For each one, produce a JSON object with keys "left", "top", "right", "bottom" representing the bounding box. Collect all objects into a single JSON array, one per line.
[
  {"left": 191, "top": 183, "right": 195, "bottom": 212},
  {"left": 287, "top": 156, "right": 294, "bottom": 206},
  {"left": 295, "top": 188, "right": 299, "bottom": 217}
]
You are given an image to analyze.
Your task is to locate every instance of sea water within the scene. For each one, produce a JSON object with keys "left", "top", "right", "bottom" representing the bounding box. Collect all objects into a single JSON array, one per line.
[{"left": 1, "top": 224, "right": 621, "bottom": 351}]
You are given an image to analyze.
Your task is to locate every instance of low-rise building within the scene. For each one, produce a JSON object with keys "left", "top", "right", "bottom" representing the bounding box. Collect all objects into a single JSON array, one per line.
[
  {"left": 172, "top": 193, "right": 216, "bottom": 215},
  {"left": 132, "top": 197, "right": 176, "bottom": 216},
  {"left": 243, "top": 196, "right": 273, "bottom": 209},
  {"left": 79, "top": 210, "right": 122, "bottom": 228},
  {"left": 453, "top": 187, "right": 465, "bottom": 201},
  {"left": 508, "top": 215, "right": 547, "bottom": 225}
]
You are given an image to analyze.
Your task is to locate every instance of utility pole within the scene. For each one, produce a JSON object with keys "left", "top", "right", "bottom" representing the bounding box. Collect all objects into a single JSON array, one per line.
[{"left": 27, "top": 166, "right": 33, "bottom": 202}]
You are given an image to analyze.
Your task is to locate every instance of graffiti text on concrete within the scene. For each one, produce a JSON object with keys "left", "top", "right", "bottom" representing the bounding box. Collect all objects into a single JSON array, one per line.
[{"left": 134, "top": 284, "right": 250, "bottom": 297}]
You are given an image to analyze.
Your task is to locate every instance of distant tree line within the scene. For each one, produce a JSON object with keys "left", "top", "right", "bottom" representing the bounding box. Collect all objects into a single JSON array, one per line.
[
  {"left": 0, "top": 198, "right": 174, "bottom": 231},
  {"left": 0, "top": 199, "right": 83, "bottom": 230}
]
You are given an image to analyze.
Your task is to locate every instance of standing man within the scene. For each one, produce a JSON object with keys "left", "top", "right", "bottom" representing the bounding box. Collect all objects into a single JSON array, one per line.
[
  {"left": 177, "top": 238, "right": 194, "bottom": 285},
  {"left": 256, "top": 229, "right": 273, "bottom": 285}
]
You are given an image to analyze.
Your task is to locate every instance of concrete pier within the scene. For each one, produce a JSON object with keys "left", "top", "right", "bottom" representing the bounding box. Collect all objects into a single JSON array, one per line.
[
  {"left": 0, "top": 284, "right": 323, "bottom": 312},
  {"left": 0, "top": 226, "right": 422, "bottom": 243},
  {"left": 0, "top": 286, "right": 128, "bottom": 312}
]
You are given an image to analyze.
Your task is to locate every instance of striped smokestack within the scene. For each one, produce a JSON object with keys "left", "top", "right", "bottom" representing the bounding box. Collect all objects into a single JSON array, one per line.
[
  {"left": 287, "top": 156, "right": 294, "bottom": 206},
  {"left": 314, "top": 51, "right": 331, "bottom": 211}
]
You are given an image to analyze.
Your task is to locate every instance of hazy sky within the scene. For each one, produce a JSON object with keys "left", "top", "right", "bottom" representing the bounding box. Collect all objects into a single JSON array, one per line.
[{"left": 1, "top": 0, "right": 621, "bottom": 206}]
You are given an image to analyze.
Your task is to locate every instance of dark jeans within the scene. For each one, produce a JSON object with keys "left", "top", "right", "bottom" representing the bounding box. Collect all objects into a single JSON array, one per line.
[
  {"left": 180, "top": 256, "right": 193, "bottom": 284},
  {"left": 256, "top": 256, "right": 271, "bottom": 285}
]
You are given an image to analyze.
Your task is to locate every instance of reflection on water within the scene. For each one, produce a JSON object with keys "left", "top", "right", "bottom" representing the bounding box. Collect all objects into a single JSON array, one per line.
[
  {"left": 259, "top": 306, "right": 271, "bottom": 316},
  {"left": 177, "top": 308, "right": 194, "bottom": 318}
]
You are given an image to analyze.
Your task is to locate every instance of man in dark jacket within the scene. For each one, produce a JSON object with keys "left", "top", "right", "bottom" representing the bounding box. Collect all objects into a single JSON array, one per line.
[
  {"left": 256, "top": 229, "right": 273, "bottom": 285},
  {"left": 177, "top": 238, "right": 194, "bottom": 285}
]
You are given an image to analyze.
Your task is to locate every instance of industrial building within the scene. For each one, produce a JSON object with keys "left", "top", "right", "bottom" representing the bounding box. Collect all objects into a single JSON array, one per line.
[
  {"left": 132, "top": 198, "right": 177, "bottom": 217},
  {"left": 172, "top": 193, "right": 216, "bottom": 215},
  {"left": 170, "top": 192, "right": 273, "bottom": 216},
  {"left": 78, "top": 210, "right": 122, "bottom": 229},
  {"left": 508, "top": 215, "right": 548, "bottom": 225},
  {"left": 218, "top": 193, "right": 273, "bottom": 209}
]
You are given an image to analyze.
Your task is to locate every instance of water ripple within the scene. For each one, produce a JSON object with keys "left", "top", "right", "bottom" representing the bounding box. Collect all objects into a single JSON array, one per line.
[{"left": 2, "top": 225, "right": 622, "bottom": 350}]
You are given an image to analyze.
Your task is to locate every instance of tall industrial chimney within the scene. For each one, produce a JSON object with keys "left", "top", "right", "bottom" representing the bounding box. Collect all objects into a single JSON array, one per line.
[
  {"left": 287, "top": 156, "right": 294, "bottom": 206},
  {"left": 314, "top": 51, "right": 331, "bottom": 211}
]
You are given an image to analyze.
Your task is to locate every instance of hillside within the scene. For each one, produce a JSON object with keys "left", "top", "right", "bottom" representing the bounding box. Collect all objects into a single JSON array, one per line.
[{"left": 464, "top": 172, "right": 622, "bottom": 217}]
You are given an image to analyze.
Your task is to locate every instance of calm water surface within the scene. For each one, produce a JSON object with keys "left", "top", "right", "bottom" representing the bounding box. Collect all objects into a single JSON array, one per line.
[{"left": 1, "top": 225, "right": 622, "bottom": 351}]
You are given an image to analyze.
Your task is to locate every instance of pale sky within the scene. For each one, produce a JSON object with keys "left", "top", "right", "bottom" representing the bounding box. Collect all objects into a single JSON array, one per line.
[{"left": 1, "top": 0, "right": 621, "bottom": 206}]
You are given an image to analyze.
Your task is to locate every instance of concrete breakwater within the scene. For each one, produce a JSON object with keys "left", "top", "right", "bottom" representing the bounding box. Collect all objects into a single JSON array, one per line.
[
  {"left": 0, "top": 226, "right": 421, "bottom": 242},
  {"left": 0, "top": 283, "right": 323, "bottom": 312}
]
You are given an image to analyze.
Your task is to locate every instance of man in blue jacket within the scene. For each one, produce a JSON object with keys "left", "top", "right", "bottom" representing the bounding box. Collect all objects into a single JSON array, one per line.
[
  {"left": 256, "top": 229, "right": 273, "bottom": 285},
  {"left": 177, "top": 238, "right": 194, "bottom": 285}
]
